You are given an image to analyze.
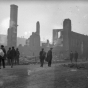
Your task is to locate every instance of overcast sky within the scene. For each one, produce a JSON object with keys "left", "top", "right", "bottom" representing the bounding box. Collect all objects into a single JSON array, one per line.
[{"left": 0, "top": 0, "right": 88, "bottom": 43}]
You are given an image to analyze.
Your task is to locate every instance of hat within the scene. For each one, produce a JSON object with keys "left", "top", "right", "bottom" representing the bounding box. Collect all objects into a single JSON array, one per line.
[
  {"left": 50, "top": 47, "right": 53, "bottom": 49},
  {"left": 1, "top": 45, "right": 4, "bottom": 48}
]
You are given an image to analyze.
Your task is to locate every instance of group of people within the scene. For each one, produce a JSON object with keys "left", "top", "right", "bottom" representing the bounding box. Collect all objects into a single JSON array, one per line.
[
  {"left": 70, "top": 51, "right": 78, "bottom": 64},
  {"left": 39, "top": 48, "right": 79, "bottom": 67},
  {"left": 0, "top": 44, "right": 79, "bottom": 69},
  {"left": 39, "top": 48, "right": 53, "bottom": 67},
  {"left": 0, "top": 45, "right": 20, "bottom": 69},
  {"left": 7, "top": 47, "right": 20, "bottom": 67}
]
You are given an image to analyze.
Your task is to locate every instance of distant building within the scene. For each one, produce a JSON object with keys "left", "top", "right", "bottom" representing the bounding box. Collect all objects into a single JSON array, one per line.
[
  {"left": 27, "top": 21, "right": 41, "bottom": 56},
  {"left": 53, "top": 18, "right": 88, "bottom": 59},
  {"left": 53, "top": 29, "right": 63, "bottom": 46},
  {"left": 0, "top": 34, "right": 26, "bottom": 46},
  {"left": 26, "top": 38, "right": 30, "bottom": 46},
  {"left": 0, "top": 34, "right": 7, "bottom": 46},
  {"left": 18, "top": 44, "right": 33, "bottom": 57},
  {"left": 17, "top": 37, "right": 26, "bottom": 46},
  {"left": 7, "top": 4, "right": 18, "bottom": 48},
  {"left": 42, "top": 42, "right": 47, "bottom": 51},
  {"left": 36, "top": 21, "right": 40, "bottom": 35},
  {"left": 42, "top": 39, "right": 53, "bottom": 52}
]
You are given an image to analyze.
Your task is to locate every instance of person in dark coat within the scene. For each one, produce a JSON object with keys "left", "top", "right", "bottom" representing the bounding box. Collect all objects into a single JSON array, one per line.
[
  {"left": 16, "top": 48, "right": 20, "bottom": 65},
  {"left": 7, "top": 47, "right": 11, "bottom": 65},
  {"left": 47, "top": 48, "right": 53, "bottom": 67},
  {"left": 0, "top": 45, "right": 6, "bottom": 68},
  {"left": 39, "top": 48, "right": 46, "bottom": 67},
  {"left": 70, "top": 51, "right": 73, "bottom": 64},
  {"left": 10, "top": 47, "right": 16, "bottom": 68},
  {"left": 0, "top": 46, "right": 5, "bottom": 69},
  {"left": 74, "top": 51, "right": 78, "bottom": 65}
]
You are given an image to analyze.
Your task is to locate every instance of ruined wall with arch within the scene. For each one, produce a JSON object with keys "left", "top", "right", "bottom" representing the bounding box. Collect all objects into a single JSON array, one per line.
[{"left": 53, "top": 18, "right": 88, "bottom": 59}]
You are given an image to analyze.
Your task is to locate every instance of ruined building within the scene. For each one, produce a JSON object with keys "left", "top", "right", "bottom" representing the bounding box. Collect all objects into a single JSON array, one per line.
[
  {"left": 27, "top": 21, "right": 40, "bottom": 56},
  {"left": 53, "top": 18, "right": 88, "bottom": 59},
  {"left": 7, "top": 4, "right": 18, "bottom": 48}
]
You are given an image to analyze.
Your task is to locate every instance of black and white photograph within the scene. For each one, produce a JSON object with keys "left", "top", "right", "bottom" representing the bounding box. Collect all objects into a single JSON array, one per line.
[{"left": 0, "top": 0, "right": 88, "bottom": 88}]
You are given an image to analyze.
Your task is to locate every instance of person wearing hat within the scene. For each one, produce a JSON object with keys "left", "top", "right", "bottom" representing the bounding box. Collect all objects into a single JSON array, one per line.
[
  {"left": 10, "top": 46, "right": 16, "bottom": 68},
  {"left": 15, "top": 48, "right": 20, "bottom": 65},
  {"left": 39, "top": 48, "right": 46, "bottom": 67},
  {"left": 47, "top": 48, "right": 53, "bottom": 67},
  {"left": 74, "top": 51, "right": 78, "bottom": 65},
  {"left": 70, "top": 51, "right": 73, "bottom": 64}
]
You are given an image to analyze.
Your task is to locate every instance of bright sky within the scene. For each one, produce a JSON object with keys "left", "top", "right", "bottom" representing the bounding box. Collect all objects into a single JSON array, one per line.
[{"left": 0, "top": 0, "right": 88, "bottom": 43}]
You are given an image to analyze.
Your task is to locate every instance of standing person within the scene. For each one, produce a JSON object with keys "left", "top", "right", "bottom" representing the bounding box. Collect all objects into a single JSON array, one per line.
[
  {"left": 47, "top": 48, "right": 53, "bottom": 67},
  {"left": 7, "top": 47, "right": 11, "bottom": 65},
  {"left": 0, "top": 45, "right": 6, "bottom": 68},
  {"left": 0, "top": 46, "right": 5, "bottom": 69},
  {"left": 39, "top": 48, "right": 46, "bottom": 67},
  {"left": 16, "top": 48, "right": 20, "bottom": 65},
  {"left": 74, "top": 51, "right": 78, "bottom": 65},
  {"left": 70, "top": 51, "right": 73, "bottom": 64},
  {"left": 14, "top": 48, "right": 17, "bottom": 65},
  {"left": 10, "top": 47, "right": 16, "bottom": 68}
]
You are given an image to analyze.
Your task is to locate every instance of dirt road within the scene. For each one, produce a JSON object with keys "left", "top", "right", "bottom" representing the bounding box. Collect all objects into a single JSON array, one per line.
[{"left": 0, "top": 62, "right": 88, "bottom": 88}]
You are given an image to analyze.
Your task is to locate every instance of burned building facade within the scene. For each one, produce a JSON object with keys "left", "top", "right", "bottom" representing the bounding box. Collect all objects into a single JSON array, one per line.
[
  {"left": 53, "top": 29, "right": 63, "bottom": 46},
  {"left": 26, "top": 21, "right": 40, "bottom": 56},
  {"left": 53, "top": 18, "right": 88, "bottom": 59},
  {"left": 7, "top": 4, "right": 18, "bottom": 48}
]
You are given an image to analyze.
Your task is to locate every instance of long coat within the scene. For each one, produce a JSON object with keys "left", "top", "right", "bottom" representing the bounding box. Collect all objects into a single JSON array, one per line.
[
  {"left": 70, "top": 52, "right": 73, "bottom": 59},
  {"left": 10, "top": 49, "right": 16, "bottom": 59},
  {"left": 7, "top": 49, "right": 11, "bottom": 59},
  {"left": 47, "top": 50, "right": 52, "bottom": 62},
  {"left": 39, "top": 51, "right": 46, "bottom": 60}
]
